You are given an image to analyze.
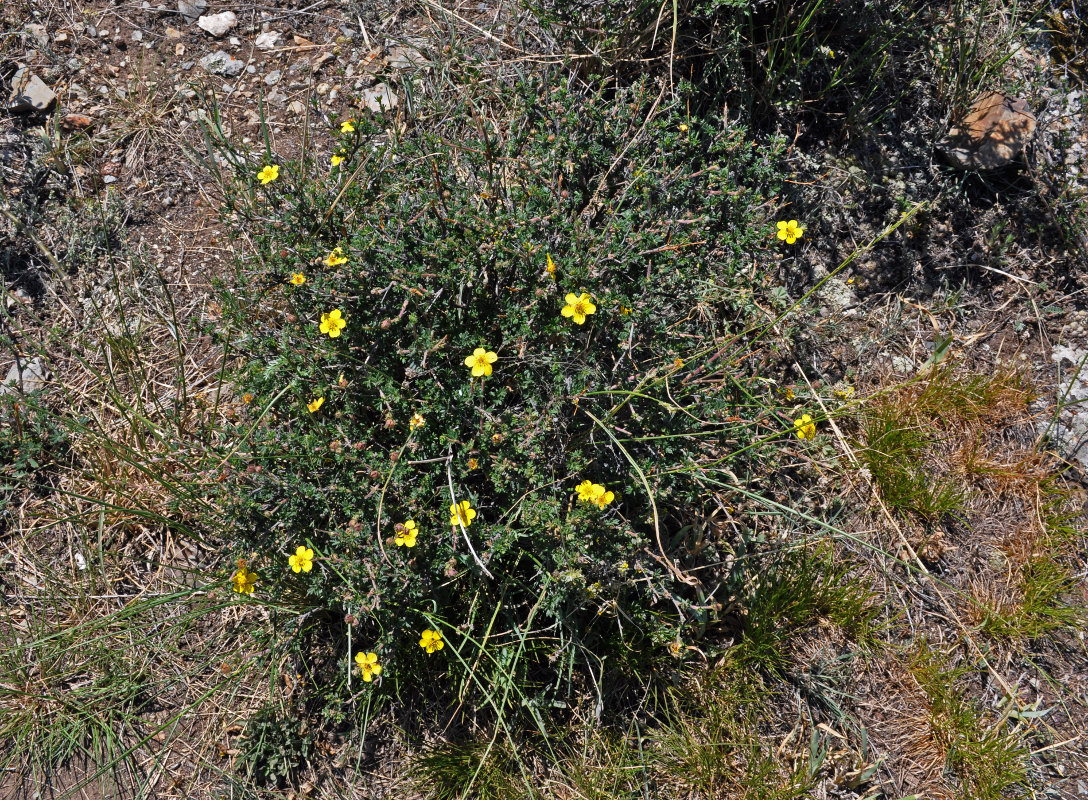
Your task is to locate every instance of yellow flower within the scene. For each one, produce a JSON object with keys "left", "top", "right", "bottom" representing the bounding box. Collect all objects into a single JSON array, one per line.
[
  {"left": 325, "top": 247, "right": 348, "bottom": 267},
  {"left": 319, "top": 309, "right": 346, "bottom": 338},
  {"left": 409, "top": 412, "right": 425, "bottom": 430},
  {"left": 776, "top": 219, "right": 805, "bottom": 244},
  {"left": 450, "top": 500, "right": 476, "bottom": 527},
  {"left": 355, "top": 651, "right": 381, "bottom": 681},
  {"left": 289, "top": 272, "right": 306, "bottom": 285},
  {"left": 576, "top": 481, "right": 615, "bottom": 508},
  {"left": 464, "top": 347, "right": 498, "bottom": 377},
  {"left": 591, "top": 483, "right": 615, "bottom": 509},
  {"left": 288, "top": 545, "right": 314, "bottom": 573},
  {"left": 561, "top": 292, "right": 596, "bottom": 325},
  {"left": 395, "top": 520, "right": 418, "bottom": 548},
  {"left": 243, "top": 393, "right": 253, "bottom": 404},
  {"left": 576, "top": 480, "right": 598, "bottom": 503},
  {"left": 679, "top": 123, "right": 689, "bottom": 132},
  {"left": 340, "top": 120, "right": 355, "bottom": 134},
  {"left": 232, "top": 565, "right": 257, "bottom": 594},
  {"left": 619, "top": 305, "right": 632, "bottom": 316},
  {"left": 545, "top": 253, "right": 557, "bottom": 279},
  {"left": 419, "top": 629, "right": 444, "bottom": 654},
  {"left": 794, "top": 414, "right": 816, "bottom": 440},
  {"left": 331, "top": 154, "right": 343, "bottom": 167},
  {"left": 467, "top": 457, "right": 479, "bottom": 470},
  {"left": 834, "top": 385, "right": 855, "bottom": 400},
  {"left": 257, "top": 164, "right": 279, "bottom": 184},
  {"left": 307, "top": 396, "right": 325, "bottom": 413}
]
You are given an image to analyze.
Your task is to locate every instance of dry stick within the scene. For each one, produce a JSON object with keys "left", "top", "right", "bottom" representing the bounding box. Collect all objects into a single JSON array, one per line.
[
  {"left": 415, "top": 0, "right": 529, "bottom": 54},
  {"left": 668, "top": 0, "right": 678, "bottom": 98},
  {"left": 446, "top": 447, "right": 494, "bottom": 579},
  {"left": 794, "top": 365, "right": 1017, "bottom": 699}
]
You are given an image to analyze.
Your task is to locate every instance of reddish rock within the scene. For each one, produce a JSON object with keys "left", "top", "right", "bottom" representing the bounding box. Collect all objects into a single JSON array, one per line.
[
  {"left": 60, "top": 113, "right": 93, "bottom": 131},
  {"left": 940, "top": 91, "right": 1036, "bottom": 170}
]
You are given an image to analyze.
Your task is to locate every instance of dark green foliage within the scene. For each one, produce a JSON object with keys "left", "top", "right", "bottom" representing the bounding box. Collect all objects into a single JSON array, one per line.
[
  {"left": 0, "top": 391, "right": 69, "bottom": 521},
  {"left": 214, "top": 69, "right": 789, "bottom": 711},
  {"left": 235, "top": 703, "right": 314, "bottom": 789}
]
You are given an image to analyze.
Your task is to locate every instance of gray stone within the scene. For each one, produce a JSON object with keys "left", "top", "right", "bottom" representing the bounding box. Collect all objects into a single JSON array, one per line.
[
  {"left": 360, "top": 82, "right": 396, "bottom": 113},
  {"left": 199, "top": 50, "right": 244, "bottom": 77},
  {"left": 1, "top": 357, "right": 49, "bottom": 395},
  {"left": 8, "top": 68, "right": 56, "bottom": 113},
  {"left": 255, "top": 30, "right": 282, "bottom": 50},
  {"left": 264, "top": 69, "right": 281, "bottom": 86},
  {"left": 177, "top": 0, "right": 207, "bottom": 24},
  {"left": 24, "top": 23, "right": 49, "bottom": 47},
  {"left": 1043, "top": 345, "right": 1088, "bottom": 468},
  {"left": 818, "top": 278, "right": 856, "bottom": 312},
  {"left": 387, "top": 43, "right": 428, "bottom": 70},
  {"left": 197, "top": 11, "right": 237, "bottom": 37},
  {"left": 891, "top": 355, "right": 914, "bottom": 374}
]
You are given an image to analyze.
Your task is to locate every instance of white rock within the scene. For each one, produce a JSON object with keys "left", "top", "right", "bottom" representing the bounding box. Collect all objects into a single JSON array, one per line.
[
  {"left": 1041, "top": 345, "right": 1088, "bottom": 468},
  {"left": 360, "top": 82, "right": 397, "bottom": 113},
  {"left": 255, "top": 30, "right": 282, "bottom": 50},
  {"left": 199, "top": 50, "right": 245, "bottom": 77},
  {"left": 197, "top": 11, "right": 238, "bottom": 37},
  {"left": 8, "top": 68, "right": 55, "bottom": 113},
  {"left": 388, "top": 43, "right": 428, "bottom": 70},
  {"left": 1, "top": 357, "right": 49, "bottom": 394}
]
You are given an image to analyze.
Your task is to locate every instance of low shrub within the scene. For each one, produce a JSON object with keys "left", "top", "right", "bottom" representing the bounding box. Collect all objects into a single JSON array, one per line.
[{"left": 211, "top": 68, "right": 798, "bottom": 716}]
